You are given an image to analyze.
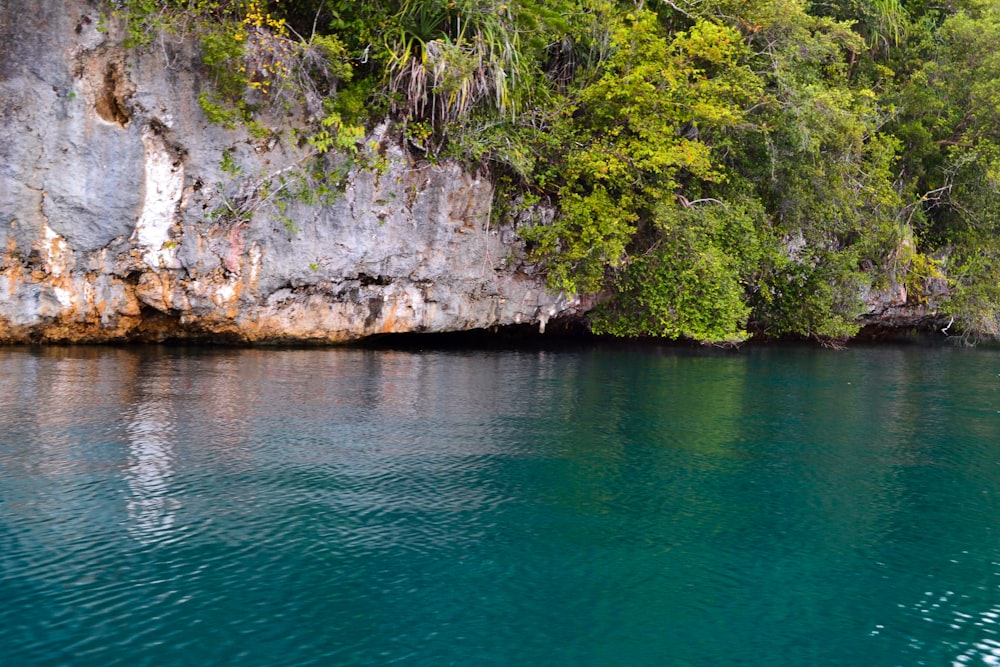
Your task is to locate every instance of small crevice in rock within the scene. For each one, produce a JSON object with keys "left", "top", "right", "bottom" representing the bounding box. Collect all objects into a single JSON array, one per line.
[
  {"left": 357, "top": 273, "right": 391, "bottom": 287},
  {"left": 95, "top": 61, "right": 132, "bottom": 126},
  {"left": 74, "top": 15, "right": 92, "bottom": 35},
  {"left": 75, "top": 46, "right": 137, "bottom": 129},
  {"left": 122, "top": 270, "right": 142, "bottom": 286}
]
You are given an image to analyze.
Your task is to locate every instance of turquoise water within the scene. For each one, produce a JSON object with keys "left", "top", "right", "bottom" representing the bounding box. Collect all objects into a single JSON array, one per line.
[{"left": 1, "top": 344, "right": 999, "bottom": 666}]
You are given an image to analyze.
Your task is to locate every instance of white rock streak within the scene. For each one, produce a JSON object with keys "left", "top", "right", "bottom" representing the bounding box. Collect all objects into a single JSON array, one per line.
[
  {"left": 132, "top": 127, "right": 183, "bottom": 270},
  {"left": 40, "top": 224, "right": 70, "bottom": 278}
]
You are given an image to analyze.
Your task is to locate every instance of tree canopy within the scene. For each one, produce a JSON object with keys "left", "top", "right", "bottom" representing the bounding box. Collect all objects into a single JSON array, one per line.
[{"left": 109, "top": 0, "right": 1000, "bottom": 344}]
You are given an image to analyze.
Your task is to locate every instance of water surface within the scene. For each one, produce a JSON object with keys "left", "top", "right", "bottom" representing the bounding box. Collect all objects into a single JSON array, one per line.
[{"left": 1, "top": 344, "right": 999, "bottom": 665}]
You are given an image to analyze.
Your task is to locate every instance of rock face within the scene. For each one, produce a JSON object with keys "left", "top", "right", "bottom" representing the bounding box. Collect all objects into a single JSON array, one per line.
[{"left": 0, "top": 0, "right": 580, "bottom": 343}]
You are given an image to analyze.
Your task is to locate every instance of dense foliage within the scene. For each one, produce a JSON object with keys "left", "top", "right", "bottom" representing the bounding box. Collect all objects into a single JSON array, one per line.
[{"left": 108, "top": 0, "right": 1000, "bottom": 343}]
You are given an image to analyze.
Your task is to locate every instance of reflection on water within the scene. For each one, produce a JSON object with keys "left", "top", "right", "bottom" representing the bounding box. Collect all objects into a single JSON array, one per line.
[
  {"left": 124, "top": 384, "right": 177, "bottom": 544},
  {"left": 1, "top": 344, "right": 999, "bottom": 666}
]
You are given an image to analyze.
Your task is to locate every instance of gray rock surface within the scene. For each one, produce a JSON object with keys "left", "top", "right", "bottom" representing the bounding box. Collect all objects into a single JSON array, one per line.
[{"left": 0, "top": 0, "right": 582, "bottom": 343}]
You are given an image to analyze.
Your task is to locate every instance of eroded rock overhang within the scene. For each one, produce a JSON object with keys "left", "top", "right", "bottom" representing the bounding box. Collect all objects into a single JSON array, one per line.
[{"left": 0, "top": 0, "right": 584, "bottom": 344}]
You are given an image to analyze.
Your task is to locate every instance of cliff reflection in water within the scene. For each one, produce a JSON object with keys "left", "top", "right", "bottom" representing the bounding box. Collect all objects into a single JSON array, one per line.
[{"left": 124, "top": 370, "right": 177, "bottom": 544}]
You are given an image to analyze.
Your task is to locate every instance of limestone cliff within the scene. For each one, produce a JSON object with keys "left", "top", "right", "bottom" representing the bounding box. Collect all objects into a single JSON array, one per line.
[{"left": 0, "top": 0, "right": 581, "bottom": 343}]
